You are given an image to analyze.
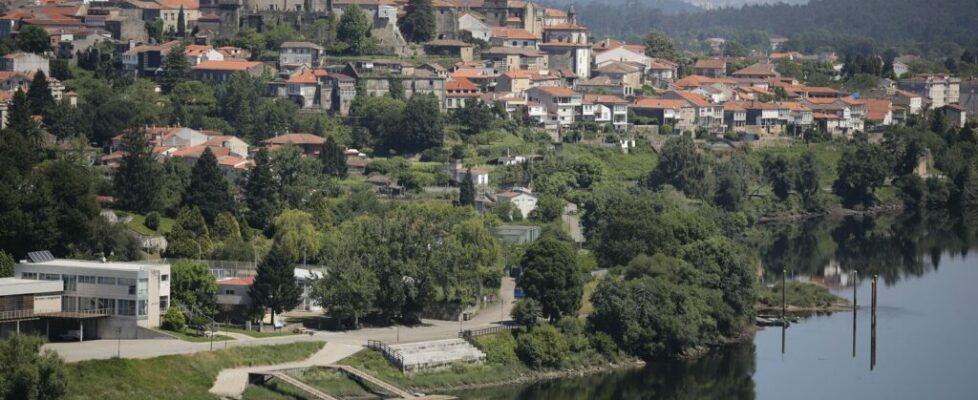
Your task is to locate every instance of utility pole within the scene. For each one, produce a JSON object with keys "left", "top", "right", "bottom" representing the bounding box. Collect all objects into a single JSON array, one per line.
[{"left": 781, "top": 268, "right": 787, "bottom": 322}]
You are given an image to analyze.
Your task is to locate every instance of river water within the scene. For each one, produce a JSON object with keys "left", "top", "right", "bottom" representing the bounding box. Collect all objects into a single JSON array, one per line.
[{"left": 455, "top": 212, "right": 978, "bottom": 399}]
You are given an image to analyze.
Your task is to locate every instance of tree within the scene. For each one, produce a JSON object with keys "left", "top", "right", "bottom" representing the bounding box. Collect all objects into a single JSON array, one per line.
[
  {"left": 762, "top": 153, "right": 795, "bottom": 201},
  {"left": 176, "top": 5, "right": 187, "bottom": 37},
  {"left": 165, "top": 207, "right": 212, "bottom": 259},
  {"left": 515, "top": 324, "right": 568, "bottom": 369},
  {"left": 114, "top": 129, "right": 163, "bottom": 213},
  {"left": 643, "top": 136, "right": 714, "bottom": 200},
  {"left": 320, "top": 136, "right": 348, "bottom": 178},
  {"left": 42, "top": 100, "right": 90, "bottom": 140},
  {"left": 400, "top": 0, "right": 436, "bottom": 43},
  {"left": 833, "top": 139, "right": 890, "bottom": 208},
  {"left": 0, "top": 250, "right": 13, "bottom": 278},
  {"left": 182, "top": 147, "right": 234, "bottom": 224},
  {"left": 8, "top": 89, "right": 36, "bottom": 136},
  {"left": 534, "top": 194, "right": 564, "bottom": 222},
  {"left": 170, "top": 260, "right": 217, "bottom": 317},
  {"left": 397, "top": 93, "right": 443, "bottom": 154},
  {"left": 213, "top": 212, "right": 241, "bottom": 241},
  {"left": 388, "top": 78, "right": 405, "bottom": 100},
  {"left": 644, "top": 32, "right": 678, "bottom": 61},
  {"left": 250, "top": 244, "right": 303, "bottom": 327},
  {"left": 162, "top": 306, "right": 187, "bottom": 331},
  {"left": 145, "top": 212, "right": 161, "bottom": 231},
  {"left": 0, "top": 335, "right": 67, "bottom": 400},
  {"left": 453, "top": 99, "right": 494, "bottom": 135},
  {"left": 27, "top": 70, "right": 53, "bottom": 115},
  {"left": 517, "top": 238, "right": 582, "bottom": 321},
  {"left": 458, "top": 169, "right": 476, "bottom": 206},
  {"left": 313, "top": 264, "right": 377, "bottom": 328},
  {"left": 795, "top": 150, "right": 823, "bottom": 211},
  {"left": 161, "top": 43, "right": 191, "bottom": 93},
  {"left": 145, "top": 18, "right": 164, "bottom": 43},
  {"left": 511, "top": 298, "right": 543, "bottom": 328},
  {"left": 15, "top": 25, "right": 50, "bottom": 53},
  {"left": 243, "top": 148, "right": 279, "bottom": 230},
  {"left": 337, "top": 5, "right": 374, "bottom": 55}
]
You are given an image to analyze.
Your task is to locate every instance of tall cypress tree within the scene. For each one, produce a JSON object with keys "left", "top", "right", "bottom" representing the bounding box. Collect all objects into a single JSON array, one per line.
[
  {"left": 177, "top": 5, "right": 186, "bottom": 37},
  {"left": 250, "top": 244, "right": 303, "bottom": 327},
  {"left": 400, "top": 0, "right": 436, "bottom": 43},
  {"left": 244, "top": 148, "right": 279, "bottom": 231},
  {"left": 459, "top": 168, "right": 475, "bottom": 206},
  {"left": 27, "top": 70, "right": 53, "bottom": 115},
  {"left": 114, "top": 129, "right": 163, "bottom": 213},
  {"left": 320, "top": 136, "right": 348, "bottom": 179},
  {"left": 182, "top": 147, "right": 234, "bottom": 224},
  {"left": 8, "top": 89, "right": 35, "bottom": 136}
]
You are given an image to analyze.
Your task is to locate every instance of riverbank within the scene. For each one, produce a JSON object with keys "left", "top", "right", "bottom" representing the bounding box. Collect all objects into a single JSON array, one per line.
[
  {"left": 756, "top": 202, "right": 904, "bottom": 224},
  {"left": 757, "top": 281, "right": 850, "bottom": 313}
]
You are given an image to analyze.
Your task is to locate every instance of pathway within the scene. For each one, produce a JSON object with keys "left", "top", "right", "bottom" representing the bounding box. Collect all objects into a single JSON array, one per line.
[
  {"left": 209, "top": 341, "right": 362, "bottom": 399},
  {"left": 562, "top": 203, "right": 585, "bottom": 243}
]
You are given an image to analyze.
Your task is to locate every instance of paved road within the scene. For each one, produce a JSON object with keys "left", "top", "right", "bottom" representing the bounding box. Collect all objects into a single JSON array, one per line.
[
  {"left": 45, "top": 277, "right": 518, "bottom": 363},
  {"left": 562, "top": 203, "right": 585, "bottom": 243}
]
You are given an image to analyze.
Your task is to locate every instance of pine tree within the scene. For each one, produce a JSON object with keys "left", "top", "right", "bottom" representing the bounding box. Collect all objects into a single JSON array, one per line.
[
  {"left": 250, "top": 244, "right": 303, "bottom": 327},
  {"left": 244, "top": 148, "right": 279, "bottom": 231},
  {"left": 161, "top": 43, "right": 191, "bottom": 93},
  {"left": 182, "top": 147, "right": 234, "bottom": 224},
  {"left": 114, "top": 129, "right": 163, "bottom": 213},
  {"left": 400, "top": 0, "right": 436, "bottom": 43},
  {"left": 27, "top": 70, "right": 53, "bottom": 115},
  {"left": 177, "top": 5, "right": 186, "bottom": 37},
  {"left": 459, "top": 168, "right": 475, "bottom": 206},
  {"left": 320, "top": 136, "right": 348, "bottom": 178},
  {"left": 8, "top": 89, "right": 35, "bottom": 136}
]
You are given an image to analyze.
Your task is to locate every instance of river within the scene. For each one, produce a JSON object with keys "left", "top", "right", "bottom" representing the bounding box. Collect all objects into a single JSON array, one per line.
[{"left": 453, "top": 212, "right": 978, "bottom": 399}]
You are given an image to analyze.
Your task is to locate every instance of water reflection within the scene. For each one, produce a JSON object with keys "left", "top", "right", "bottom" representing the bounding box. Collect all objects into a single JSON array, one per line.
[
  {"left": 757, "top": 211, "right": 978, "bottom": 287},
  {"left": 455, "top": 210, "right": 978, "bottom": 399},
  {"left": 452, "top": 341, "right": 757, "bottom": 400}
]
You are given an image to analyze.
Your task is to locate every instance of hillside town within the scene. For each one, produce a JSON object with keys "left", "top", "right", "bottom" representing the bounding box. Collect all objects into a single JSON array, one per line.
[{"left": 0, "top": 0, "right": 977, "bottom": 398}]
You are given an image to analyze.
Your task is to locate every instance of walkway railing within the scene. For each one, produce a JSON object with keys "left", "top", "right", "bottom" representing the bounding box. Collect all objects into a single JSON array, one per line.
[
  {"left": 458, "top": 325, "right": 518, "bottom": 339},
  {"left": 0, "top": 308, "right": 113, "bottom": 321},
  {"left": 366, "top": 339, "right": 404, "bottom": 371}
]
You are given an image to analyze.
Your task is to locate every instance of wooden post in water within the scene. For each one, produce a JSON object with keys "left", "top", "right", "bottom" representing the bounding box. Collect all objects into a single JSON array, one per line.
[
  {"left": 871, "top": 274, "right": 878, "bottom": 371},
  {"left": 781, "top": 268, "right": 787, "bottom": 322},
  {"left": 852, "top": 270, "right": 858, "bottom": 358}
]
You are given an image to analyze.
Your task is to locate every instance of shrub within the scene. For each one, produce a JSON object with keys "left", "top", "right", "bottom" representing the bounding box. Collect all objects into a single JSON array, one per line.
[
  {"left": 589, "top": 332, "right": 620, "bottom": 359},
  {"left": 144, "top": 211, "right": 161, "bottom": 231},
  {"left": 511, "top": 298, "right": 542, "bottom": 328},
  {"left": 162, "top": 307, "right": 186, "bottom": 332},
  {"left": 515, "top": 324, "right": 568, "bottom": 369},
  {"left": 474, "top": 332, "right": 520, "bottom": 365}
]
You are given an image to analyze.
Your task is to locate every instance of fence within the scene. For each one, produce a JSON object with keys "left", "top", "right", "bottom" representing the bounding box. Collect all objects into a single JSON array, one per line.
[
  {"left": 366, "top": 339, "right": 404, "bottom": 371},
  {"left": 138, "top": 258, "right": 328, "bottom": 279},
  {"left": 458, "top": 324, "right": 518, "bottom": 340}
]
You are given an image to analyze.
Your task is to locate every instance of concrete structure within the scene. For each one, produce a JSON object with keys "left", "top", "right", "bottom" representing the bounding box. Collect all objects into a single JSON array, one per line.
[
  {"left": 383, "top": 338, "right": 486, "bottom": 372},
  {"left": 900, "top": 74, "right": 961, "bottom": 109},
  {"left": 526, "top": 86, "right": 582, "bottom": 127},
  {"left": 279, "top": 41, "right": 324, "bottom": 68},
  {"left": 15, "top": 258, "right": 171, "bottom": 339},
  {"left": 0, "top": 278, "right": 63, "bottom": 338},
  {"left": 216, "top": 276, "right": 254, "bottom": 322},
  {"left": 495, "top": 225, "right": 541, "bottom": 245}
]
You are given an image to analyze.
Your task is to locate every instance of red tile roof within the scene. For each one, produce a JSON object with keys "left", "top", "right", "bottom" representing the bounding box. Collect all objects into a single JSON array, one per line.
[
  {"left": 192, "top": 60, "right": 261, "bottom": 71},
  {"left": 490, "top": 27, "right": 538, "bottom": 40},
  {"left": 263, "top": 133, "right": 326, "bottom": 145},
  {"left": 632, "top": 98, "right": 687, "bottom": 109},
  {"left": 694, "top": 58, "right": 726, "bottom": 69},
  {"left": 532, "top": 86, "right": 579, "bottom": 97},
  {"left": 219, "top": 276, "right": 256, "bottom": 286}
]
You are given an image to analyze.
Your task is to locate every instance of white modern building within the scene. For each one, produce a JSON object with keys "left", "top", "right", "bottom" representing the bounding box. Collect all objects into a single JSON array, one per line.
[
  {"left": 0, "top": 278, "right": 63, "bottom": 338},
  {"left": 15, "top": 257, "right": 171, "bottom": 339}
]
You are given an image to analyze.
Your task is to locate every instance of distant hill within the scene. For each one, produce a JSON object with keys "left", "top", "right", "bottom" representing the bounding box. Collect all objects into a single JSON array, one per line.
[
  {"left": 577, "top": 0, "right": 978, "bottom": 56},
  {"left": 681, "top": 0, "right": 807, "bottom": 9}
]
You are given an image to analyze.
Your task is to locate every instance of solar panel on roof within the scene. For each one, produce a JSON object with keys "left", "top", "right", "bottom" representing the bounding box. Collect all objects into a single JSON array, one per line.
[{"left": 27, "top": 250, "right": 54, "bottom": 263}]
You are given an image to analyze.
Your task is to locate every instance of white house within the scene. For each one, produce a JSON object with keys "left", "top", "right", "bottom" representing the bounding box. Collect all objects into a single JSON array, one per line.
[
  {"left": 458, "top": 13, "right": 490, "bottom": 42},
  {"left": 496, "top": 190, "right": 537, "bottom": 218},
  {"left": 526, "top": 86, "right": 583, "bottom": 127}
]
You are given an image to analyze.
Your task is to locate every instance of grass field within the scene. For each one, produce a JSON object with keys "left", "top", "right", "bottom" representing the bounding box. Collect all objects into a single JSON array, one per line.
[
  {"left": 65, "top": 342, "right": 324, "bottom": 400},
  {"left": 125, "top": 213, "right": 176, "bottom": 236},
  {"left": 241, "top": 368, "right": 370, "bottom": 400}
]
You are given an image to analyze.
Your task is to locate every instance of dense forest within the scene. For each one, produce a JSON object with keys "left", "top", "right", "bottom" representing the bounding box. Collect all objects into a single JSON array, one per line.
[{"left": 575, "top": 0, "right": 978, "bottom": 57}]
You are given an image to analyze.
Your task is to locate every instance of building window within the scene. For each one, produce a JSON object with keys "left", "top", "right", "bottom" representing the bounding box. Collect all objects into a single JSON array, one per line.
[
  {"left": 39, "top": 273, "right": 60, "bottom": 281},
  {"left": 79, "top": 275, "right": 96, "bottom": 284},
  {"left": 118, "top": 300, "right": 136, "bottom": 316},
  {"left": 137, "top": 300, "right": 147, "bottom": 317},
  {"left": 117, "top": 277, "right": 136, "bottom": 287},
  {"left": 160, "top": 274, "right": 168, "bottom": 282},
  {"left": 98, "top": 298, "right": 116, "bottom": 314},
  {"left": 21, "top": 272, "right": 37, "bottom": 280},
  {"left": 159, "top": 296, "right": 168, "bottom": 312},
  {"left": 224, "top": 289, "right": 235, "bottom": 295},
  {"left": 98, "top": 276, "right": 116, "bottom": 285}
]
